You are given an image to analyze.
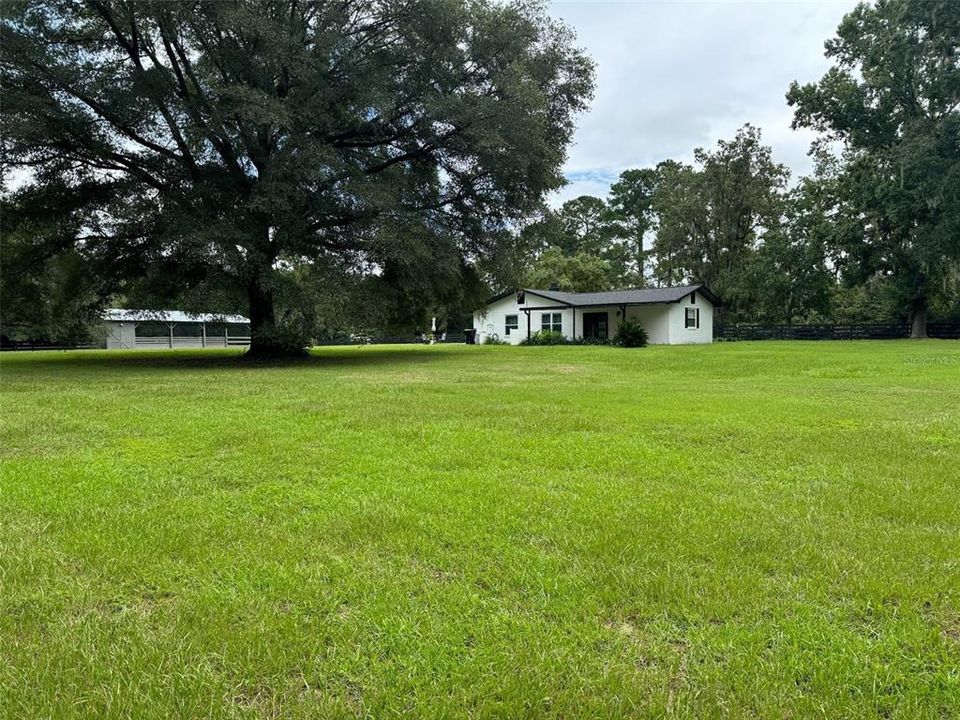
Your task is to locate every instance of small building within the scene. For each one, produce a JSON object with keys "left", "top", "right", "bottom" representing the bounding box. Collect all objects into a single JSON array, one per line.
[
  {"left": 473, "top": 285, "right": 720, "bottom": 345},
  {"left": 103, "top": 309, "right": 251, "bottom": 350}
]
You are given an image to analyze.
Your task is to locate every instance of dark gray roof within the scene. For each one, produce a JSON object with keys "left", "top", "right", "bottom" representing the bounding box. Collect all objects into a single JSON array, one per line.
[{"left": 519, "top": 284, "right": 720, "bottom": 307}]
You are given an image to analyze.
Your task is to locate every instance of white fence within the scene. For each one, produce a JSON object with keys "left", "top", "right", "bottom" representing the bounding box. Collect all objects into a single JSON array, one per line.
[{"left": 133, "top": 335, "right": 251, "bottom": 349}]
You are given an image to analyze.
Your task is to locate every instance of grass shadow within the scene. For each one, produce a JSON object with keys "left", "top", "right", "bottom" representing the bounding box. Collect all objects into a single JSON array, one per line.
[{"left": 0, "top": 345, "right": 465, "bottom": 375}]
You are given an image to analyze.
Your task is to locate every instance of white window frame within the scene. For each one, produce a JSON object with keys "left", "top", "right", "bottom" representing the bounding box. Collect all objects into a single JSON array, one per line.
[
  {"left": 685, "top": 307, "right": 700, "bottom": 329},
  {"left": 541, "top": 312, "right": 563, "bottom": 333},
  {"left": 504, "top": 314, "right": 519, "bottom": 336}
]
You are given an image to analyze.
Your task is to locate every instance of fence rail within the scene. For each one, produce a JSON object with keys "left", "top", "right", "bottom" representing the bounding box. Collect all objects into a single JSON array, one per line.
[
  {"left": 132, "top": 335, "right": 251, "bottom": 348},
  {"left": 0, "top": 342, "right": 101, "bottom": 352},
  {"left": 716, "top": 322, "right": 960, "bottom": 341}
]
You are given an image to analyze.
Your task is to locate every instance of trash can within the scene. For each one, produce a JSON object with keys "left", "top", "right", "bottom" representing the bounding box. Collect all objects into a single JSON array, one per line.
[{"left": 464, "top": 328, "right": 477, "bottom": 345}]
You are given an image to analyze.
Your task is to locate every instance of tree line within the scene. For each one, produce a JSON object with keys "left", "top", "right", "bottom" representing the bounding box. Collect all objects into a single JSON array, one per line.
[
  {"left": 495, "top": 0, "right": 960, "bottom": 334},
  {"left": 1, "top": 0, "right": 957, "bottom": 350}
]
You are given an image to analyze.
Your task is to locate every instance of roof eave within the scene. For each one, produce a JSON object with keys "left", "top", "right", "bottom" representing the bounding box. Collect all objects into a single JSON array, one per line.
[{"left": 692, "top": 285, "right": 723, "bottom": 306}]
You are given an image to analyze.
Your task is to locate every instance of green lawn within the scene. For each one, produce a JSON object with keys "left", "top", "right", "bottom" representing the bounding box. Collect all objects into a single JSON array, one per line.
[{"left": 1, "top": 341, "right": 958, "bottom": 718}]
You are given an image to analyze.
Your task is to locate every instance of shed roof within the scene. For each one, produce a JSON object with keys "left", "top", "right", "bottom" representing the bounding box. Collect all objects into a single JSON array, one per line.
[
  {"left": 489, "top": 284, "right": 720, "bottom": 307},
  {"left": 102, "top": 309, "right": 250, "bottom": 324}
]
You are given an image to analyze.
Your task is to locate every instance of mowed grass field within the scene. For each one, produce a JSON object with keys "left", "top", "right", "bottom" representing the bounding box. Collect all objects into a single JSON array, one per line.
[{"left": 1, "top": 341, "right": 959, "bottom": 719}]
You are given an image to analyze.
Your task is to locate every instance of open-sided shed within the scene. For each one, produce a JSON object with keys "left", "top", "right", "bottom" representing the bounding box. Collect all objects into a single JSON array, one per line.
[{"left": 103, "top": 309, "right": 251, "bottom": 350}]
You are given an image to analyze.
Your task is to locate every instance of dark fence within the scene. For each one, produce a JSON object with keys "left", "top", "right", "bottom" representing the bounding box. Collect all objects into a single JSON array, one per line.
[
  {"left": 716, "top": 322, "right": 960, "bottom": 341},
  {"left": 0, "top": 340, "right": 101, "bottom": 352},
  {"left": 313, "top": 334, "right": 467, "bottom": 346}
]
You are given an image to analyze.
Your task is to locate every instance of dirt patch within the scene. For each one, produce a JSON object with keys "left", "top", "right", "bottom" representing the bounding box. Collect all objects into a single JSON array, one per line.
[
  {"left": 666, "top": 638, "right": 690, "bottom": 714},
  {"left": 603, "top": 619, "right": 637, "bottom": 636},
  {"left": 230, "top": 684, "right": 282, "bottom": 719},
  {"left": 943, "top": 617, "right": 960, "bottom": 644}
]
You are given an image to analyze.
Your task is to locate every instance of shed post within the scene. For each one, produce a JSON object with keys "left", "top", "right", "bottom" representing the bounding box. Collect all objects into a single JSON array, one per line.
[
  {"left": 201, "top": 322, "right": 207, "bottom": 348},
  {"left": 168, "top": 322, "right": 174, "bottom": 348}
]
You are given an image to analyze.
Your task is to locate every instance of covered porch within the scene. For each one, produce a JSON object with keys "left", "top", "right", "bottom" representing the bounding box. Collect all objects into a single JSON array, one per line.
[{"left": 521, "top": 302, "right": 673, "bottom": 344}]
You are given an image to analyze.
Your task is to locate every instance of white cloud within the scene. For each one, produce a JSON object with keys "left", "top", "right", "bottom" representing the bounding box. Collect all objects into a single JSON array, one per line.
[{"left": 548, "top": 0, "right": 855, "bottom": 204}]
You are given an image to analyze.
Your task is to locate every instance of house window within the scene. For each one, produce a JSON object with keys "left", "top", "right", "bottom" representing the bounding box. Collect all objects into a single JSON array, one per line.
[
  {"left": 685, "top": 307, "right": 700, "bottom": 329},
  {"left": 504, "top": 314, "right": 519, "bottom": 336},
  {"left": 690, "top": 292, "right": 696, "bottom": 304},
  {"left": 542, "top": 312, "right": 562, "bottom": 332}
]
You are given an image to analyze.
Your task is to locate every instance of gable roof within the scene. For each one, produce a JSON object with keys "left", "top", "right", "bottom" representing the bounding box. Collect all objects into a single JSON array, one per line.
[
  {"left": 103, "top": 309, "right": 250, "bottom": 324},
  {"left": 487, "top": 284, "right": 720, "bottom": 308}
]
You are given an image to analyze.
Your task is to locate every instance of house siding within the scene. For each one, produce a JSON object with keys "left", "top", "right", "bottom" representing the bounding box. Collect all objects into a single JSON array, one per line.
[
  {"left": 473, "top": 288, "right": 714, "bottom": 345},
  {"left": 473, "top": 294, "right": 529, "bottom": 345},
  {"left": 668, "top": 292, "right": 713, "bottom": 344}
]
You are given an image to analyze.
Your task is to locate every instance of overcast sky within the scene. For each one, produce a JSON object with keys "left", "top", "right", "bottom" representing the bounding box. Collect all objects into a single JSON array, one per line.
[{"left": 547, "top": 0, "right": 857, "bottom": 205}]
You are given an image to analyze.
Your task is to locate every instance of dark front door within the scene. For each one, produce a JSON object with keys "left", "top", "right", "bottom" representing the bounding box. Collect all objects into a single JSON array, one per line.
[{"left": 582, "top": 311, "right": 609, "bottom": 340}]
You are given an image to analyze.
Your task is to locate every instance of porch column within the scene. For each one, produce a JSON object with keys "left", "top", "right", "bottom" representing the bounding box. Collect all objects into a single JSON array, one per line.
[{"left": 571, "top": 307, "right": 576, "bottom": 340}]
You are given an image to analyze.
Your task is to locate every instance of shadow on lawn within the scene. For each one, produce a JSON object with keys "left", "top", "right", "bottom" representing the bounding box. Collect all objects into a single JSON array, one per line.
[{"left": 1, "top": 345, "right": 461, "bottom": 373}]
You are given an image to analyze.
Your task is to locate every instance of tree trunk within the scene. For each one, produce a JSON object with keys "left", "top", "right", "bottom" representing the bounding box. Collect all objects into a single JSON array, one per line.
[
  {"left": 909, "top": 301, "right": 928, "bottom": 339},
  {"left": 244, "top": 278, "right": 305, "bottom": 359}
]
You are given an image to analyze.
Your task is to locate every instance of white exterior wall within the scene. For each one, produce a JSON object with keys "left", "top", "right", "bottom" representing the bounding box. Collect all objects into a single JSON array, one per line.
[
  {"left": 474, "top": 289, "right": 714, "bottom": 345},
  {"left": 625, "top": 305, "right": 672, "bottom": 344},
  {"left": 473, "top": 294, "right": 524, "bottom": 344},
  {"left": 667, "top": 292, "right": 714, "bottom": 344},
  {"left": 105, "top": 321, "right": 136, "bottom": 349},
  {"left": 473, "top": 292, "right": 574, "bottom": 345}
]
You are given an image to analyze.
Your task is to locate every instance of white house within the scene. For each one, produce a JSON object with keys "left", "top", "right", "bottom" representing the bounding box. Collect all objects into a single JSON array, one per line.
[
  {"left": 103, "top": 309, "right": 251, "bottom": 350},
  {"left": 473, "top": 285, "right": 720, "bottom": 345}
]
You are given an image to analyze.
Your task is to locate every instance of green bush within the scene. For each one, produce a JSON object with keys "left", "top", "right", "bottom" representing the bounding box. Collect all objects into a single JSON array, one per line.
[
  {"left": 246, "top": 322, "right": 310, "bottom": 357},
  {"left": 483, "top": 335, "right": 509, "bottom": 345},
  {"left": 518, "top": 330, "right": 613, "bottom": 346},
  {"left": 520, "top": 330, "right": 568, "bottom": 346},
  {"left": 568, "top": 337, "right": 611, "bottom": 346},
  {"left": 613, "top": 319, "right": 648, "bottom": 347}
]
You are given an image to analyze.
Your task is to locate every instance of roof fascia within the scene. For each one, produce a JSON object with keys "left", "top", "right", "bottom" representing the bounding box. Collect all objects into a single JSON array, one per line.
[{"left": 521, "top": 289, "right": 574, "bottom": 306}]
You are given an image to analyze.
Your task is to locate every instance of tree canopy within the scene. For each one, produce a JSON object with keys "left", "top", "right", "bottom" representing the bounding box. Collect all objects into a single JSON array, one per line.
[
  {"left": 787, "top": 0, "right": 960, "bottom": 336},
  {"left": 649, "top": 126, "right": 790, "bottom": 315},
  {"left": 513, "top": 127, "right": 797, "bottom": 320},
  {"left": 1, "top": 0, "right": 593, "bottom": 353}
]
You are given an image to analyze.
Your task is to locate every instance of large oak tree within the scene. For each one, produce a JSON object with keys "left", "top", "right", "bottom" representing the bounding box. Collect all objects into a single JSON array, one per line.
[{"left": 1, "top": 0, "right": 593, "bottom": 354}]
